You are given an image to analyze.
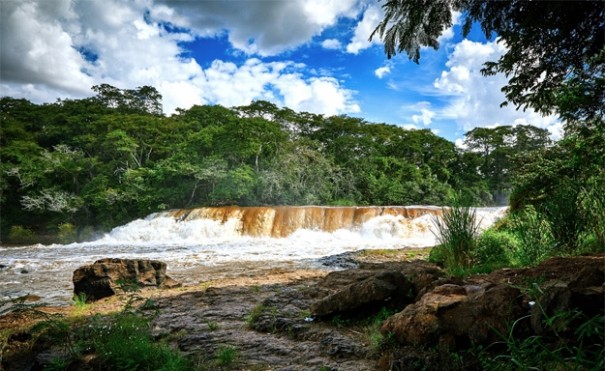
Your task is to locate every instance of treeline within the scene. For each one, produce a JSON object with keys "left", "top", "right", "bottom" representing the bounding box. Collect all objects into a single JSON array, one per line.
[{"left": 1, "top": 85, "right": 551, "bottom": 239}]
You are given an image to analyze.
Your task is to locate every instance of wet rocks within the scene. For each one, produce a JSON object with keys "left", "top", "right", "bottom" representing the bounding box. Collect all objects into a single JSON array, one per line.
[{"left": 73, "top": 258, "right": 181, "bottom": 301}]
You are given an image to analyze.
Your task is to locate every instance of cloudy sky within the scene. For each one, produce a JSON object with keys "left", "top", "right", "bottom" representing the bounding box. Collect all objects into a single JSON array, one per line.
[{"left": 0, "top": 0, "right": 561, "bottom": 142}]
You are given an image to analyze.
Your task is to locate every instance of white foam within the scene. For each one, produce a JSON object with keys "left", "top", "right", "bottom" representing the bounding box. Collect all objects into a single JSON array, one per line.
[{"left": 0, "top": 207, "right": 507, "bottom": 305}]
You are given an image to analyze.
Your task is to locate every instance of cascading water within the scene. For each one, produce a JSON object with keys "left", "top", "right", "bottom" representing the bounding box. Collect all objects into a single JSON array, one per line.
[{"left": 0, "top": 206, "right": 507, "bottom": 305}]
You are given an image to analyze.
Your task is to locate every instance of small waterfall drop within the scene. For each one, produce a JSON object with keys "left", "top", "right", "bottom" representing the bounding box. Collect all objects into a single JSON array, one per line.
[{"left": 0, "top": 205, "right": 507, "bottom": 305}]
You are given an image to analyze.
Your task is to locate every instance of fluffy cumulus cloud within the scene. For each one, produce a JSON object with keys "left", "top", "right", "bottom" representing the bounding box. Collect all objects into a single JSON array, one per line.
[
  {"left": 0, "top": 0, "right": 361, "bottom": 116},
  {"left": 399, "top": 101, "right": 436, "bottom": 127},
  {"left": 433, "top": 39, "right": 561, "bottom": 138},
  {"left": 0, "top": 0, "right": 94, "bottom": 96},
  {"left": 162, "top": 58, "right": 360, "bottom": 116},
  {"left": 154, "top": 0, "right": 360, "bottom": 56}
]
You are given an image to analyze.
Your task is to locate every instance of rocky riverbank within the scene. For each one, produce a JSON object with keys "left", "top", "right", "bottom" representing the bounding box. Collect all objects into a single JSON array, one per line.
[{"left": 1, "top": 250, "right": 603, "bottom": 370}]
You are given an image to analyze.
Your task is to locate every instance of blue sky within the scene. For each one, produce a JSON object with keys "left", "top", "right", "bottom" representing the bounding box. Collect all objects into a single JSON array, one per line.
[{"left": 0, "top": 0, "right": 561, "bottom": 143}]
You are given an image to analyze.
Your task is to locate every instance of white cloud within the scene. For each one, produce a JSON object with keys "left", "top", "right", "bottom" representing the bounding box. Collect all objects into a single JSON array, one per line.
[
  {"left": 454, "top": 138, "right": 467, "bottom": 149},
  {"left": 321, "top": 38, "right": 342, "bottom": 50},
  {"left": 0, "top": 0, "right": 360, "bottom": 118},
  {"left": 433, "top": 39, "right": 561, "bottom": 139},
  {"left": 400, "top": 101, "right": 436, "bottom": 127},
  {"left": 374, "top": 65, "right": 391, "bottom": 79},
  {"left": 272, "top": 73, "right": 360, "bottom": 116},
  {"left": 158, "top": 59, "right": 360, "bottom": 116},
  {"left": 0, "top": 1, "right": 94, "bottom": 96},
  {"left": 155, "top": 0, "right": 360, "bottom": 56},
  {"left": 412, "top": 108, "right": 436, "bottom": 126},
  {"left": 346, "top": 3, "right": 383, "bottom": 54}
]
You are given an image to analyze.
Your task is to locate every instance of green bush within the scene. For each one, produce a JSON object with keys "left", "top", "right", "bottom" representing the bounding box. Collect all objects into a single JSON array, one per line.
[
  {"left": 57, "top": 223, "right": 77, "bottom": 244},
  {"left": 543, "top": 180, "right": 586, "bottom": 252},
  {"left": 433, "top": 207, "right": 479, "bottom": 271},
  {"left": 7, "top": 225, "right": 35, "bottom": 244},
  {"left": 428, "top": 244, "right": 446, "bottom": 265},
  {"left": 474, "top": 229, "right": 518, "bottom": 267},
  {"left": 215, "top": 345, "right": 238, "bottom": 367},
  {"left": 485, "top": 310, "right": 604, "bottom": 370},
  {"left": 579, "top": 175, "right": 605, "bottom": 250},
  {"left": 509, "top": 206, "right": 554, "bottom": 266},
  {"left": 91, "top": 313, "right": 191, "bottom": 370}
]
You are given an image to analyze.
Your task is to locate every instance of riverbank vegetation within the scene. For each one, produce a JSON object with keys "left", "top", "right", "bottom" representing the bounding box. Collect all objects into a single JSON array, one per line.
[{"left": 1, "top": 87, "right": 553, "bottom": 242}]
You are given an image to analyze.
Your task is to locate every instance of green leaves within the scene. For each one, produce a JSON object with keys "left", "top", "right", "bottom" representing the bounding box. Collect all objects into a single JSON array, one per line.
[
  {"left": 372, "top": 1, "right": 605, "bottom": 122},
  {"left": 2, "top": 89, "right": 548, "bottom": 240}
]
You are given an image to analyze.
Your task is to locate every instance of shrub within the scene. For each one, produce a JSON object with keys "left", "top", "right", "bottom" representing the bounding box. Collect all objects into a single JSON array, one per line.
[
  {"left": 428, "top": 244, "right": 446, "bottom": 265},
  {"left": 474, "top": 229, "right": 518, "bottom": 267},
  {"left": 215, "top": 345, "right": 238, "bottom": 367},
  {"left": 72, "top": 293, "right": 89, "bottom": 312},
  {"left": 57, "top": 223, "right": 77, "bottom": 244},
  {"left": 509, "top": 206, "right": 554, "bottom": 266},
  {"left": 579, "top": 175, "right": 605, "bottom": 251},
  {"left": 91, "top": 313, "right": 190, "bottom": 370},
  {"left": 543, "top": 181, "right": 585, "bottom": 252},
  {"left": 7, "top": 225, "right": 35, "bottom": 244},
  {"left": 433, "top": 207, "right": 480, "bottom": 271}
]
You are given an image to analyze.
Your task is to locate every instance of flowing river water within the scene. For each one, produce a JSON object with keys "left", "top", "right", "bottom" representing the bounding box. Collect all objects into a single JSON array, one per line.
[{"left": 0, "top": 206, "right": 507, "bottom": 306}]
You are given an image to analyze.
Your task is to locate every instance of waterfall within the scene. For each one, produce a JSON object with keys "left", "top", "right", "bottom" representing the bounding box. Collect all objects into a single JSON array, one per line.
[
  {"left": 155, "top": 205, "right": 444, "bottom": 238},
  {"left": 0, "top": 205, "right": 508, "bottom": 306}
]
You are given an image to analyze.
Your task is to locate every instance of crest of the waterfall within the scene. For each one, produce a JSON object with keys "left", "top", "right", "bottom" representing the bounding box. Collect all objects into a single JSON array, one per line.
[{"left": 93, "top": 206, "right": 508, "bottom": 247}]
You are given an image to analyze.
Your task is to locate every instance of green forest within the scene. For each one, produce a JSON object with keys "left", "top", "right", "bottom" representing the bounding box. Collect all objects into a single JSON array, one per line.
[
  {"left": 1, "top": 84, "right": 554, "bottom": 241},
  {"left": 1, "top": 1, "right": 604, "bottom": 250}
]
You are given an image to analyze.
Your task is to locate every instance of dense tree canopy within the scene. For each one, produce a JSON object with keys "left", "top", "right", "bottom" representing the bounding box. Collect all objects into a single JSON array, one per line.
[
  {"left": 372, "top": 0, "right": 605, "bottom": 252},
  {"left": 0, "top": 86, "right": 547, "bottom": 240}
]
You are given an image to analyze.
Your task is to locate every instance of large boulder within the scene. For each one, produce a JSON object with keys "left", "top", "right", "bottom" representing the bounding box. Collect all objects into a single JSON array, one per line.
[
  {"left": 381, "top": 282, "right": 525, "bottom": 347},
  {"left": 310, "top": 270, "right": 413, "bottom": 317},
  {"left": 381, "top": 255, "right": 605, "bottom": 349},
  {"left": 73, "top": 258, "right": 181, "bottom": 301}
]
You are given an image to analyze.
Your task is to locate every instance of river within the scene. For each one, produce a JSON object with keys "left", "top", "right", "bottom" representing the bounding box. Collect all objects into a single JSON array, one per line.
[{"left": 0, "top": 206, "right": 507, "bottom": 306}]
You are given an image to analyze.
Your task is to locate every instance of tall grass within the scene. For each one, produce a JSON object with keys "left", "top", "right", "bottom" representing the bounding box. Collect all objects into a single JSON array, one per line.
[
  {"left": 509, "top": 206, "right": 554, "bottom": 266},
  {"left": 433, "top": 206, "right": 480, "bottom": 271},
  {"left": 580, "top": 175, "right": 605, "bottom": 249}
]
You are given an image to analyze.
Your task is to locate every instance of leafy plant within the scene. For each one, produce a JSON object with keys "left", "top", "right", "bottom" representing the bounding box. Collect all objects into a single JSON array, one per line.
[
  {"left": 215, "top": 345, "right": 238, "bottom": 367},
  {"left": 433, "top": 206, "right": 480, "bottom": 272},
  {"left": 509, "top": 206, "right": 554, "bottom": 266},
  {"left": 579, "top": 175, "right": 605, "bottom": 250},
  {"left": 7, "top": 225, "right": 35, "bottom": 244},
  {"left": 57, "top": 222, "right": 77, "bottom": 244},
  {"left": 474, "top": 228, "right": 518, "bottom": 268},
  {"left": 206, "top": 320, "right": 219, "bottom": 331},
  {"left": 72, "top": 292, "right": 89, "bottom": 313},
  {"left": 485, "top": 306, "right": 604, "bottom": 371},
  {"left": 542, "top": 180, "right": 586, "bottom": 252},
  {"left": 89, "top": 313, "right": 191, "bottom": 370},
  {"left": 245, "top": 303, "right": 276, "bottom": 329}
]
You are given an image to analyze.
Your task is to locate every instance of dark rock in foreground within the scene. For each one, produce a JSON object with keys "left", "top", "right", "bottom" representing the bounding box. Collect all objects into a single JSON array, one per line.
[
  {"left": 381, "top": 254, "right": 604, "bottom": 350},
  {"left": 73, "top": 258, "right": 181, "bottom": 302},
  {"left": 310, "top": 270, "right": 414, "bottom": 317}
]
